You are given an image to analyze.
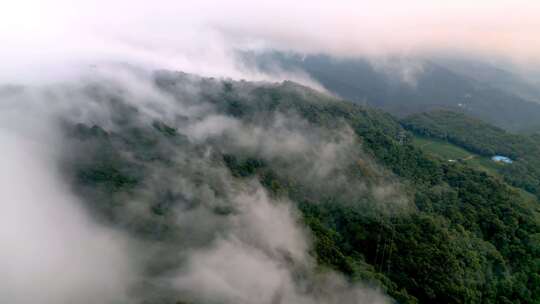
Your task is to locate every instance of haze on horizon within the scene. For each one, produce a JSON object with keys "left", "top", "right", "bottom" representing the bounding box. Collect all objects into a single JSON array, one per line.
[{"left": 1, "top": 0, "right": 540, "bottom": 83}]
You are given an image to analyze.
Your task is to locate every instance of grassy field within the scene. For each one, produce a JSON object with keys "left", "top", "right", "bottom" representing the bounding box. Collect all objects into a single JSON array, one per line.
[
  {"left": 467, "top": 157, "right": 504, "bottom": 175},
  {"left": 412, "top": 136, "right": 473, "bottom": 160},
  {"left": 412, "top": 135, "right": 539, "bottom": 219},
  {"left": 411, "top": 135, "right": 506, "bottom": 176}
]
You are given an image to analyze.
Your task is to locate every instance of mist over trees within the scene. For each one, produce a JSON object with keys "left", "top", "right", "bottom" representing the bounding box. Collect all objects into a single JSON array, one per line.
[
  {"left": 2, "top": 2, "right": 540, "bottom": 304},
  {"left": 2, "top": 70, "right": 536, "bottom": 303},
  {"left": 245, "top": 52, "right": 540, "bottom": 132}
]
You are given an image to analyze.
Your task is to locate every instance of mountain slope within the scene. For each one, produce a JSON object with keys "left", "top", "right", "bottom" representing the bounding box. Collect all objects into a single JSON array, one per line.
[
  {"left": 48, "top": 71, "right": 540, "bottom": 304},
  {"left": 247, "top": 52, "right": 540, "bottom": 131},
  {"left": 435, "top": 56, "right": 540, "bottom": 104},
  {"left": 402, "top": 110, "right": 540, "bottom": 199}
]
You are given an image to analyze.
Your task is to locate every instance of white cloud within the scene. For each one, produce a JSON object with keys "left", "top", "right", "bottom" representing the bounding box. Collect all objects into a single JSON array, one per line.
[
  {"left": 0, "top": 125, "right": 135, "bottom": 304},
  {"left": 1, "top": 0, "right": 540, "bottom": 83}
]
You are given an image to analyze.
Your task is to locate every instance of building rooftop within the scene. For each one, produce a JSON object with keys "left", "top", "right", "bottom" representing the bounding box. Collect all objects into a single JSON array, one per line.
[{"left": 492, "top": 155, "right": 513, "bottom": 164}]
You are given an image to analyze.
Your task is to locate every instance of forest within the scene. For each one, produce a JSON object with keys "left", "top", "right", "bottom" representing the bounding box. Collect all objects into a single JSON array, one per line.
[
  {"left": 403, "top": 110, "right": 540, "bottom": 198},
  {"left": 63, "top": 73, "right": 540, "bottom": 303}
]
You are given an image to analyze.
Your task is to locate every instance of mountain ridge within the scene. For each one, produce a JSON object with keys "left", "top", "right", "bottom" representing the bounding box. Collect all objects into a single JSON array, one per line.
[{"left": 53, "top": 70, "right": 540, "bottom": 303}]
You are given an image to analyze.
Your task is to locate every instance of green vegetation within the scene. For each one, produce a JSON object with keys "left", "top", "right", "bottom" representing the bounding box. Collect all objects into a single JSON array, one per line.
[
  {"left": 467, "top": 156, "right": 504, "bottom": 176},
  {"left": 403, "top": 110, "right": 540, "bottom": 198},
  {"left": 412, "top": 136, "right": 472, "bottom": 160},
  {"left": 247, "top": 52, "right": 540, "bottom": 131},
  {"left": 410, "top": 135, "right": 504, "bottom": 177},
  {"left": 66, "top": 74, "right": 540, "bottom": 304},
  {"left": 221, "top": 86, "right": 540, "bottom": 303}
]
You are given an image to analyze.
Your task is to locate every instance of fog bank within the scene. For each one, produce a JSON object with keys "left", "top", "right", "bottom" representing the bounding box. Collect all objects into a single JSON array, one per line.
[{"left": 2, "top": 1, "right": 540, "bottom": 83}]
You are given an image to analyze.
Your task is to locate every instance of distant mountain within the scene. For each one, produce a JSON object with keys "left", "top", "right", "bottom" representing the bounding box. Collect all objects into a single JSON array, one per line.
[
  {"left": 246, "top": 52, "right": 540, "bottom": 131},
  {"left": 434, "top": 56, "right": 540, "bottom": 104}
]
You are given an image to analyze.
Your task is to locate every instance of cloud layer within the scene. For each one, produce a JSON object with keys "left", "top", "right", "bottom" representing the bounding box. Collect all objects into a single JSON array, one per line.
[
  {"left": 0, "top": 67, "right": 404, "bottom": 303},
  {"left": 0, "top": 105, "right": 135, "bottom": 304},
  {"left": 2, "top": 0, "right": 540, "bottom": 83}
]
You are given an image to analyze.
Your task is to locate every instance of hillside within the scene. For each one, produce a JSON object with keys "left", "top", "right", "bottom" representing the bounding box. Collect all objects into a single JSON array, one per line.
[
  {"left": 55, "top": 71, "right": 540, "bottom": 304},
  {"left": 402, "top": 110, "right": 540, "bottom": 198},
  {"left": 433, "top": 56, "right": 540, "bottom": 104},
  {"left": 246, "top": 52, "right": 540, "bottom": 132}
]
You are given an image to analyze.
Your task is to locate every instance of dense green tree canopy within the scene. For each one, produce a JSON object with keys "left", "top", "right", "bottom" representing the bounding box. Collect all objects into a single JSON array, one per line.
[{"left": 64, "top": 73, "right": 540, "bottom": 303}]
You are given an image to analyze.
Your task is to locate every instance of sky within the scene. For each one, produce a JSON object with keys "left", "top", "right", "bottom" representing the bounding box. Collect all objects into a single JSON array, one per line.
[{"left": 1, "top": 0, "right": 540, "bottom": 83}]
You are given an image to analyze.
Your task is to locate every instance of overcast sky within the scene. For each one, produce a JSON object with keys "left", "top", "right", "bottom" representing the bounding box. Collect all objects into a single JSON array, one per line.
[{"left": 2, "top": 0, "right": 540, "bottom": 82}]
